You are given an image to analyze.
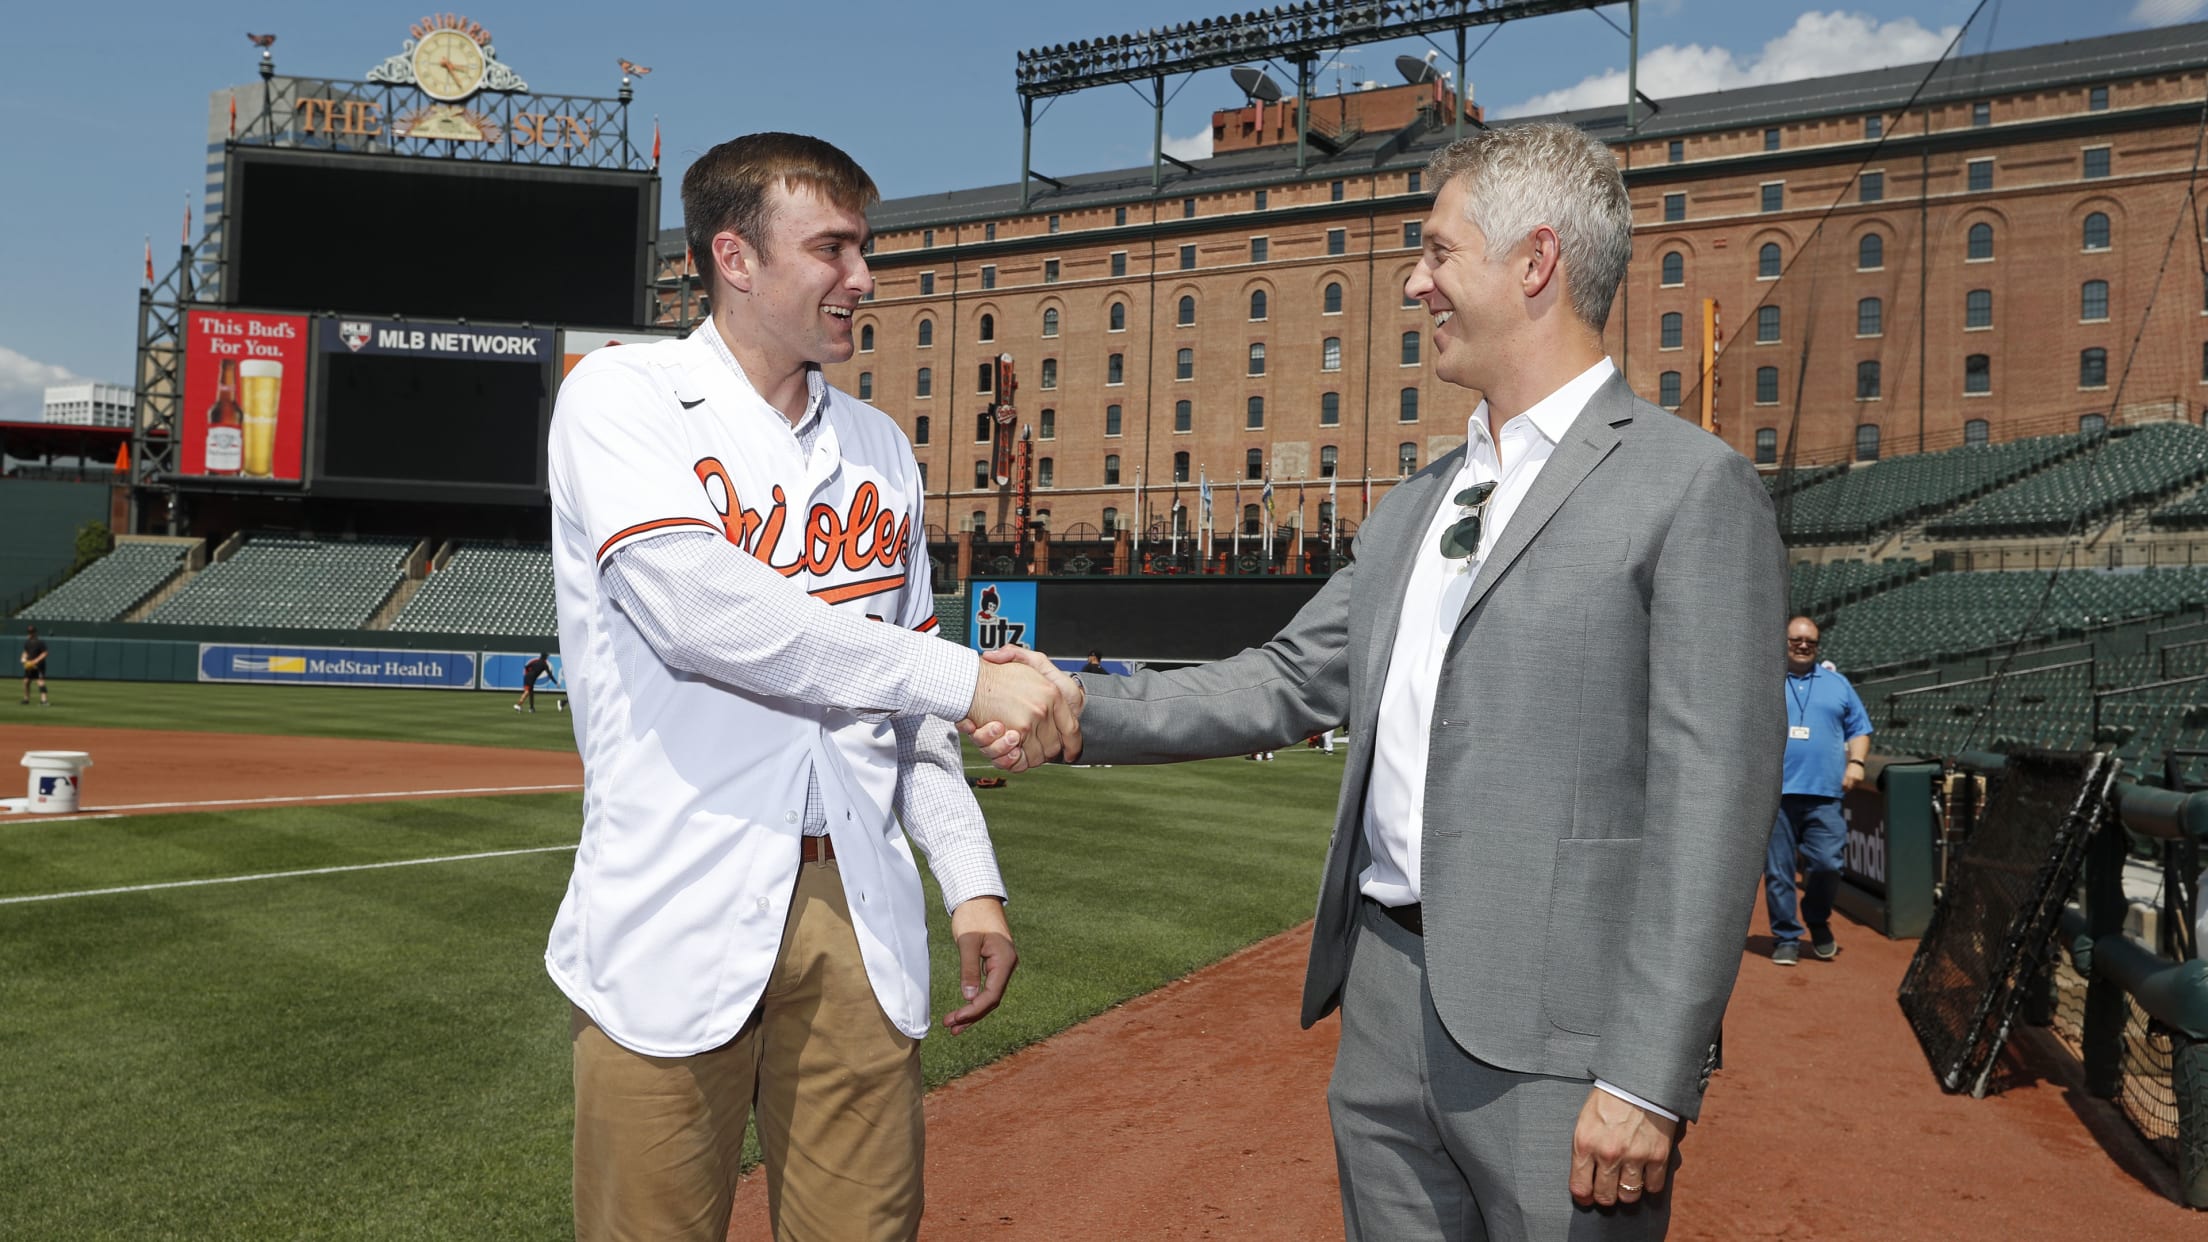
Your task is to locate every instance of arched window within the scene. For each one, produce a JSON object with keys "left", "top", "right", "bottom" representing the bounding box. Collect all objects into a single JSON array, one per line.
[
  {"left": 1320, "top": 445, "right": 1338, "bottom": 477},
  {"left": 1660, "top": 312, "right": 1683, "bottom": 350},
  {"left": 1964, "top": 354, "right": 1991, "bottom": 394},
  {"left": 1856, "top": 360, "right": 1881, "bottom": 400},
  {"left": 1250, "top": 290, "right": 1268, "bottom": 320},
  {"left": 1756, "top": 367, "right": 1779, "bottom": 405},
  {"left": 1109, "top": 303, "right": 1125, "bottom": 331},
  {"left": 1857, "top": 297, "right": 1882, "bottom": 337},
  {"left": 2079, "top": 347, "right": 2108, "bottom": 388},
  {"left": 1964, "top": 418, "right": 1989, "bottom": 445},
  {"left": 1038, "top": 408, "right": 1055, "bottom": 439},
  {"left": 1177, "top": 295, "right": 1196, "bottom": 326},
  {"left": 916, "top": 366, "right": 931, "bottom": 397},
  {"left": 974, "top": 412, "right": 991, "bottom": 442},
  {"left": 1037, "top": 457, "right": 1054, "bottom": 487},
  {"left": 1246, "top": 396, "right": 1265, "bottom": 429},
  {"left": 860, "top": 323, "right": 875, "bottom": 352},
  {"left": 1399, "top": 388, "right": 1419, "bottom": 422},
  {"left": 1397, "top": 442, "right": 1418, "bottom": 475},
  {"left": 1106, "top": 354, "right": 1124, "bottom": 385},
  {"left": 1245, "top": 448, "right": 1263, "bottom": 480},
  {"left": 1243, "top": 503, "right": 1261, "bottom": 534},
  {"left": 913, "top": 414, "right": 928, "bottom": 444},
  {"left": 1248, "top": 342, "right": 1266, "bottom": 376},
  {"left": 858, "top": 372, "right": 874, "bottom": 400},
  {"left": 978, "top": 313, "right": 994, "bottom": 342},
  {"left": 1857, "top": 234, "right": 1882, "bottom": 270},
  {"left": 1105, "top": 404, "right": 1122, "bottom": 436},
  {"left": 2081, "top": 279, "right": 2109, "bottom": 321},
  {"left": 1660, "top": 252, "right": 1684, "bottom": 285},
  {"left": 1042, "top": 308, "right": 1060, "bottom": 337},
  {"left": 1324, "top": 282, "right": 1344, "bottom": 314},
  {"left": 972, "top": 463, "right": 988, "bottom": 489},
  {"left": 2082, "top": 212, "right": 2111, "bottom": 251},
  {"left": 1322, "top": 338, "right": 1343, "bottom": 371},
  {"left": 1101, "top": 506, "right": 1118, "bottom": 531},
  {"left": 1321, "top": 392, "right": 1340, "bottom": 425},
  {"left": 1401, "top": 332, "right": 1421, "bottom": 365},
  {"left": 1855, "top": 424, "right": 1880, "bottom": 462},
  {"left": 1758, "top": 242, "right": 1781, "bottom": 278},
  {"left": 1659, "top": 371, "right": 1681, "bottom": 408},
  {"left": 1173, "top": 451, "right": 1190, "bottom": 482},
  {"left": 917, "top": 319, "right": 933, "bottom": 347},
  {"left": 1754, "top": 428, "right": 1777, "bottom": 464},
  {"left": 978, "top": 363, "right": 994, "bottom": 394},
  {"left": 1174, "top": 400, "right": 1192, "bottom": 431},
  {"left": 2080, "top": 413, "right": 2108, "bottom": 435},
  {"left": 1175, "top": 349, "right": 1193, "bottom": 380},
  {"left": 1967, "top": 223, "right": 1994, "bottom": 260},
  {"left": 1966, "top": 289, "right": 1993, "bottom": 329},
  {"left": 1040, "top": 358, "right": 1058, "bottom": 388}
]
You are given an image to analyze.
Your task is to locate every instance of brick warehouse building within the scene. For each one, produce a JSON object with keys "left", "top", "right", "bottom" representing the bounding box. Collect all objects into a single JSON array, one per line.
[{"left": 652, "top": 22, "right": 2208, "bottom": 546}]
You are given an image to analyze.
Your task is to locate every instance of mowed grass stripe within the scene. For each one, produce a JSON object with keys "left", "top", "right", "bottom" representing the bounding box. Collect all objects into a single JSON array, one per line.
[
  {"left": 0, "top": 755, "right": 1341, "bottom": 1239},
  {"left": 0, "top": 844, "right": 578, "bottom": 906},
  {"left": 10, "top": 680, "right": 585, "bottom": 751}
]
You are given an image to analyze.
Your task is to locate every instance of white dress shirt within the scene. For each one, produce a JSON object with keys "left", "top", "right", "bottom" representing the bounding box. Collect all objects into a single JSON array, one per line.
[{"left": 1355, "top": 357, "right": 1678, "bottom": 1122}]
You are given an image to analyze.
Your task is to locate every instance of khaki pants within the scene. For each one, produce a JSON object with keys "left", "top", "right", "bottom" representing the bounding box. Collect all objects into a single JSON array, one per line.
[{"left": 573, "top": 859, "right": 924, "bottom": 1241}]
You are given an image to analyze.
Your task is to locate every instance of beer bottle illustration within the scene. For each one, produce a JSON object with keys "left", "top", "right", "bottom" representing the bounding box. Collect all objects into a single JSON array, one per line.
[{"left": 205, "top": 358, "right": 243, "bottom": 476}]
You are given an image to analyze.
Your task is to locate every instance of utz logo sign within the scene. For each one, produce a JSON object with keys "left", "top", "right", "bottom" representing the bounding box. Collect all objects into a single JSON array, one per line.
[
  {"left": 339, "top": 321, "right": 373, "bottom": 352},
  {"left": 968, "top": 581, "right": 1035, "bottom": 653}
]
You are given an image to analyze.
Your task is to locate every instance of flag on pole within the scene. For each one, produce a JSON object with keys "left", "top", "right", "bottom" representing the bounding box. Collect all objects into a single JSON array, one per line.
[
  {"left": 1199, "top": 471, "right": 1213, "bottom": 559},
  {"left": 1328, "top": 472, "right": 1339, "bottom": 551},
  {"left": 143, "top": 236, "right": 154, "bottom": 284},
  {"left": 228, "top": 94, "right": 237, "bottom": 138},
  {"left": 1132, "top": 466, "right": 1144, "bottom": 555},
  {"left": 182, "top": 194, "right": 192, "bottom": 246},
  {"left": 652, "top": 117, "right": 662, "bottom": 167},
  {"left": 1232, "top": 476, "right": 1244, "bottom": 555},
  {"left": 1260, "top": 472, "right": 1275, "bottom": 557}
]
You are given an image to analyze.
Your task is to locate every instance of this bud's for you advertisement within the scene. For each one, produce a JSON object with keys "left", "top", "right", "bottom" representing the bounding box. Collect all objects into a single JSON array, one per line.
[{"left": 182, "top": 310, "right": 308, "bottom": 481}]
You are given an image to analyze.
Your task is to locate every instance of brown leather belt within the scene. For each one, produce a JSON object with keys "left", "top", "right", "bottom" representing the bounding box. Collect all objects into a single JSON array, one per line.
[
  {"left": 1375, "top": 899, "right": 1422, "bottom": 936},
  {"left": 801, "top": 835, "right": 836, "bottom": 863}
]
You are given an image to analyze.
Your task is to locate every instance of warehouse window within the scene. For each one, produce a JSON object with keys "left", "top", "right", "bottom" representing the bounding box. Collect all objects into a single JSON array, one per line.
[
  {"left": 1660, "top": 312, "right": 1682, "bottom": 350},
  {"left": 1855, "top": 424, "right": 1881, "bottom": 461},
  {"left": 1659, "top": 371, "right": 1681, "bottom": 408},
  {"left": 1857, "top": 298, "right": 1882, "bottom": 337}
]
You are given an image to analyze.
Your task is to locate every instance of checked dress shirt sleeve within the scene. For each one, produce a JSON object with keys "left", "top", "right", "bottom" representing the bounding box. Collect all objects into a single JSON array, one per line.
[
  {"left": 894, "top": 714, "right": 1006, "bottom": 913},
  {"left": 602, "top": 531, "right": 978, "bottom": 724}
]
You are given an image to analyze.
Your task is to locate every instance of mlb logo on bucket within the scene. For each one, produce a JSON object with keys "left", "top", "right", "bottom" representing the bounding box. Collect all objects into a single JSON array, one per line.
[{"left": 36, "top": 775, "right": 73, "bottom": 796}]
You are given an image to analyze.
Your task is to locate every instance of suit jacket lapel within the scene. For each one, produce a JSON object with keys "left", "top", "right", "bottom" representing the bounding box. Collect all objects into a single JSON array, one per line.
[
  {"left": 1359, "top": 452, "right": 1460, "bottom": 699},
  {"left": 1454, "top": 376, "right": 1632, "bottom": 626}
]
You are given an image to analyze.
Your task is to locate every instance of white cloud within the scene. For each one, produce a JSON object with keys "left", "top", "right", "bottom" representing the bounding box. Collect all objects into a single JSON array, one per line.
[
  {"left": 0, "top": 345, "right": 82, "bottom": 423},
  {"left": 1495, "top": 10, "right": 1959, "bottom": 118},
  {"left": 1162, "top": 127, "right": 1213, "bottom": 162},
  {"left": 2132, "top": 0, "right": 2208, "bottom": 26}
]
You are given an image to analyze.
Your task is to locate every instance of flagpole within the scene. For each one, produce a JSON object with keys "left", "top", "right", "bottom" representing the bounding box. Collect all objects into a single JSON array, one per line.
[{"left": 1132, "top": 466, "right": 1143, "bottom": 560}]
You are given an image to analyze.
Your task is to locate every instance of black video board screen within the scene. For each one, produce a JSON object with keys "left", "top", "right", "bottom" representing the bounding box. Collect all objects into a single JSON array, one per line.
[
  {"left": 227, "top": 150, "right": 649, "bottom": 326},
  {"left": 318, "top": 351, "right": 546, "bottom": 491},
  {"left": 1028, "top": 579, "right": 1327, "bottom": 662}
]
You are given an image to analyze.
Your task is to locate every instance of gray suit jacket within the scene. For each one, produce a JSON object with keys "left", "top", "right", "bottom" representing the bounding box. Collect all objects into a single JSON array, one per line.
[{"left": 1078, "top": 375, "right": 1786, "bottom": 1118}]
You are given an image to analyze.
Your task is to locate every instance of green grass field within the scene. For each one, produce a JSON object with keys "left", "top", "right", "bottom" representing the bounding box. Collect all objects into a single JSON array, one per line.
[{"left": 0, "top": 686, "right": 1342, "bottom": 1239}]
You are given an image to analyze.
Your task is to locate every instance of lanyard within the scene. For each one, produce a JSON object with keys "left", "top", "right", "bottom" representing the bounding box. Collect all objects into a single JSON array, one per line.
[{"left": 1787, "top": 670, "right": 1815, "bottom": 727}]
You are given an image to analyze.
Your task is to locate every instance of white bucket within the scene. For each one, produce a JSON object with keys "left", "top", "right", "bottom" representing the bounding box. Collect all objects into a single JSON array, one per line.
[{"left": 21, "top": 751, "right": 92, "bottom": 814}]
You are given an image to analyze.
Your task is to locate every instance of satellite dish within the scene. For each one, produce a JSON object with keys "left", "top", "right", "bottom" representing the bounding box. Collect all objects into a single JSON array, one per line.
[
  {"left": 1396, "top": 52, "right": 1440, "bottom": 86},
  {"left": 1232, "top": 65, "right": 1286, "bottom": 102}
]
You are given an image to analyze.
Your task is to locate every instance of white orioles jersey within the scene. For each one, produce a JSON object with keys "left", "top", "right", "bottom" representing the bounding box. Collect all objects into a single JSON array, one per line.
[{"left": 545, "top": 325, "right": 948, "bottom": 1055}]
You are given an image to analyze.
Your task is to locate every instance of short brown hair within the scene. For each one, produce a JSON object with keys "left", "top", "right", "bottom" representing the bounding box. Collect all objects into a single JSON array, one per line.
[{"left": 682, "top": 132, "right": 878, "bottom": 278}]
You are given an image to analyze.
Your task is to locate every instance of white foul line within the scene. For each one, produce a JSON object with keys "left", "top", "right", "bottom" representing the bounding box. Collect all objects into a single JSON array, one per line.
[
  {"left": 0, "top": 844, "right": 579, "bottom": 906},
  {"left": 92, "top": 783, "right": 583, "bottom": 812}
]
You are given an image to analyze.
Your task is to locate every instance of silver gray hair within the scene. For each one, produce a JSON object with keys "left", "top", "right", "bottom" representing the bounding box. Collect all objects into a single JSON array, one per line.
[{"left": 1424, "top": 122, "right": 1633, "bottom": 332}]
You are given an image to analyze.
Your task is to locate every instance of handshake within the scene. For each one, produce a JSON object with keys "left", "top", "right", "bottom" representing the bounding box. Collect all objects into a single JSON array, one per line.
[{"left": 960, "top": 647, "right": 1086, "bottom": 771}]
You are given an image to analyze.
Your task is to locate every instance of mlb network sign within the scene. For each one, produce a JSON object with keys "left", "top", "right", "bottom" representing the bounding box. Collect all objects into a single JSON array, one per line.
[
  {"left": 321, "top": 319, "right": 553, "bottom": 363},
  {"left": 199, "top": 644, "right": 478, "bottom": 689}
]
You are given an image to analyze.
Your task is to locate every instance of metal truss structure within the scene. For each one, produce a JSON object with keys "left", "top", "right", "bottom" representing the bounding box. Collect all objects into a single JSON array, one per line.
[{"left": 1012, "top": 0, "right": 1639, "bottom": 204}]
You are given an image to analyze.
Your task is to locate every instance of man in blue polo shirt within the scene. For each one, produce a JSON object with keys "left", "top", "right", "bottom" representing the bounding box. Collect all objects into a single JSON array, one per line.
[{"left": 1768, "top": 615, "right": 1872, "bottom": 966}]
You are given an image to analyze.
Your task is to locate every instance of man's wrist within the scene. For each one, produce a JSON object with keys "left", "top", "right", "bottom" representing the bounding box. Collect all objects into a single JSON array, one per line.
[{"left": 1846, "top": 758, "right": 1866, "bottom": 767}]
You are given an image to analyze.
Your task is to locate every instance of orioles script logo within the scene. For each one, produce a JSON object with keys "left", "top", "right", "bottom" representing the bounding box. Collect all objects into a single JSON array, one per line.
[{"left": 693, "top": 459, "right": 912, "bottom": 597}]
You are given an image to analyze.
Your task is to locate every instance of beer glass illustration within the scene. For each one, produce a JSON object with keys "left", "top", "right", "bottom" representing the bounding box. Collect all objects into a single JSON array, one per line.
[{"left": 238, "top": 359, "right": 283, "bottom": 478}]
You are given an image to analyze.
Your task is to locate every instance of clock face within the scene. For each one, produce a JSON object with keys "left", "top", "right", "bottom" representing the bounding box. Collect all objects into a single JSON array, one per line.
[{"left": 412, "top": 29, "right": 486, "bottom": 101}]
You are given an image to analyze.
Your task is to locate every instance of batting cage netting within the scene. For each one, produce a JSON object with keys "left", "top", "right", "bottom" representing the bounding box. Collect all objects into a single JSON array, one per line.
[{"left": 1899, "top": 749, "right": 2120, "bottom": 1097}]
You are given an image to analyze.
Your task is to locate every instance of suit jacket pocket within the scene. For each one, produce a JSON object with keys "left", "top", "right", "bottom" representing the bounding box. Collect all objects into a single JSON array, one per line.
[
  {"left": 1541, "top": 837, "right": 1642, "bottom": 1036},
  {"left": 1531, "top": 539, "right": 1627, "bottom": 570}
]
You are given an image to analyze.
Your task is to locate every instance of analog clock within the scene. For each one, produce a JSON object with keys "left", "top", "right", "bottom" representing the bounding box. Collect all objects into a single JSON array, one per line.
[{"left": 411, "top": 29, "right": 486, "bottom": 101}]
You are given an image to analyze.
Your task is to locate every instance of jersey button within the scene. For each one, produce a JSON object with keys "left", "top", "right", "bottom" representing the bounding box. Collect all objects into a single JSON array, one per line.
[
  {"left": 784, "top": 811, "right": 798, "bottom": 824},
  {"left": 756, "top": 897, "right": 770, "bottom": 912}
]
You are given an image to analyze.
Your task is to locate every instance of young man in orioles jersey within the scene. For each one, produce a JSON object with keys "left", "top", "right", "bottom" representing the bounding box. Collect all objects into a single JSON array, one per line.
[{"left": 546, "top": 132, "right": 1076, "bottom": 1241}]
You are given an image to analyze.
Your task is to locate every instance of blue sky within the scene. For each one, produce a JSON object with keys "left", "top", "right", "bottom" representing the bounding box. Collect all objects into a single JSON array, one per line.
[{"left": 0, "top": 2, "right": 2177, "bottom": 417}]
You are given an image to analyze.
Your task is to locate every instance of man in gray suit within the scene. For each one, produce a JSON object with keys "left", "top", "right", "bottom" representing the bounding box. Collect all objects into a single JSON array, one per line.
[{"left": 973, "top": 122, "right": 1784, "bottom": 1239}]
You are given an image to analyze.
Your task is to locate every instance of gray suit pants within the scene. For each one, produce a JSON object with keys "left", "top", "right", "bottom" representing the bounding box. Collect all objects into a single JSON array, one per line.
[{"left": 1328, "top": 900, "right": 1674, "bottom": 1241}]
